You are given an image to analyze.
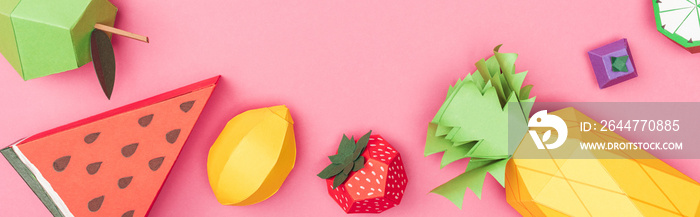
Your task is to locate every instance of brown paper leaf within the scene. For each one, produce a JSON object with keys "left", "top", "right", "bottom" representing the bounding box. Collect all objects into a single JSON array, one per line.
[{"left": 90, "top": 29, "right": 116, "bottom": 99}]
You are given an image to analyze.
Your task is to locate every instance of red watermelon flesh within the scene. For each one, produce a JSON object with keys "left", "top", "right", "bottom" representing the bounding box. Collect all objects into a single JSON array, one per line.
[{"left": 1, "top": 76, "right": 219, "bottom": 217}]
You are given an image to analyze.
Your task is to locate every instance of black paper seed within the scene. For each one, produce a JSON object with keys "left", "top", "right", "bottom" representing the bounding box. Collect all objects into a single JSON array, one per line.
[
  {"left": 86, "top": 162, "right": 102, "bottom": 175},
  {"left": 149, "top": 157, "right": 165, "bottom": 171},
  {"left": 118, "top": 176, "right": 133, "bottom": 189},
  {"left": 53, "top": 156, "right": 71, "bottom": 172},
  {"left": 166, "top": 129, "right": 181, "bottom": 144},
  {"left": 121, "top": 143, "right": 138, "bottom": 157},
  {"left": 138, "top": 114, "right": 154, "bottom": 127},
  {"left": 122, "top": 210, "right": 135, "bottom": 217},
  {"left": 88, "top": 195, "right": 104, "bottom": 212},
  {"left": 84, "top": 132, "right": 100, "bottom": 144},
  {"left": 180, "top": 101, "right": 195, "bottom": 112},
  {"left": 90, "top": 29, "right": 116, "bottom": 99}
]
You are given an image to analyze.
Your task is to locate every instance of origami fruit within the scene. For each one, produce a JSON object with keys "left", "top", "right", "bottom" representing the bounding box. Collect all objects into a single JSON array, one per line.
[
  {"left": 588, "top": 39, "right": 638, "bottom": 89},
  {"left": 653, "top": 0, "right": 700, "bottom": 53},
  {"left": 425, "top": 46, "right": 700, "bottom": 216},
  {"left": 0, "top": 0, "right": 148, "bottom": 99},
  {"left": 425, "top": 45, "right": 534, "bottom": 207},
  {"left": 318, "top": 131, "right": 407, "bottom": 214},
  {"left": 507, "top": 108, "right": 700, "bottom": 216},
  {"left": 207, "top": 105, "right": 296, "bottom": 206},
  {"left": 1, "top": 76, "right": 219, "bottom": 217}
]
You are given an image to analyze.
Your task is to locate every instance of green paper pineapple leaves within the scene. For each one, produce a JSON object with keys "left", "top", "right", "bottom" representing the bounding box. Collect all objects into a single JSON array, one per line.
[
  {"left": 317, "top": 130, "right": 371, "bottom": 189},
  {"left": 425, "top": 45, "right": 535, "bottom": 208}
]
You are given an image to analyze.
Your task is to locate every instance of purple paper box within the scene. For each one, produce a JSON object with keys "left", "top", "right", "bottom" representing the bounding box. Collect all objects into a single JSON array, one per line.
[{"left": 588, "top": 38, "right": 638, "bottom": 89}]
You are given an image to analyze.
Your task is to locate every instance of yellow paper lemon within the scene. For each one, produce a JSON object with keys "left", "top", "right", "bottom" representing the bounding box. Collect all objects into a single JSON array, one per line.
[{"left": 207, "top": 105, "right": 296, "bottom": 206}]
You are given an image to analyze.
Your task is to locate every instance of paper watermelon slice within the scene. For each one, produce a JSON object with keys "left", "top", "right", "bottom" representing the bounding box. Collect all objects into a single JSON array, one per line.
[{"left": 1, "top": 76, "right": 219, "bottom": 217}]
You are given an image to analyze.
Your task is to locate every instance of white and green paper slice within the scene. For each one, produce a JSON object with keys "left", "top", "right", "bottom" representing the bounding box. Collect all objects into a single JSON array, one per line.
[{"left": 654, "top": 0, "right": 700, "bottom": 53}]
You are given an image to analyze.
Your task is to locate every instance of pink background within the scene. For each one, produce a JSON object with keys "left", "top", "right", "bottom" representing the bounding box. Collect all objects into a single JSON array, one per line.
[{"left": 1, "top": 0, "right": 700, "bottom": 216}]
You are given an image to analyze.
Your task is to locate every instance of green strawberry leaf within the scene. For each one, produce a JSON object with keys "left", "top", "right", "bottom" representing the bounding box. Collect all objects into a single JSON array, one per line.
[
  {"left": 337, "top": 135, "right": 355, "bottom": 157},
  {"left": 342, "top": 163, "right": 353, "bottom": 174},
  {"left": 317, "top": 163, "right": 344, "bottom": 179},
  {"left": 321, "top": 130, "right": 374, "bottom": 188},
  {"left": 332, "top": 163, "right": 355, "bottom": 189},
  {"left": 333, "top": 172, "right": 348, "bottom": 189},
  {"left": 352, "top": 130, "right": 371, "bottom": 159},
  {"left": 352, "top": 156, "right": 365, "bottom": 171},
  {"left": 328, "top": 154, "right": 346, "bottom": 164}
]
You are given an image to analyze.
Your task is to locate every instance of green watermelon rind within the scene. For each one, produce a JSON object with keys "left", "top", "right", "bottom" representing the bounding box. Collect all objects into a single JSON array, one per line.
[
  {"left": 653, "top": 1, "right": 700, "bottom": 49},
  {"left": 1, "top": 144, "right": 65, "bottom": 217}
]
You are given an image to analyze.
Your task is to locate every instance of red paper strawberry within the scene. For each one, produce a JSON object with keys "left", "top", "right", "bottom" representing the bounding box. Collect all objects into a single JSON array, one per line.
[{"left": 317, "top": 131, "right": 407, "bottom": 214}]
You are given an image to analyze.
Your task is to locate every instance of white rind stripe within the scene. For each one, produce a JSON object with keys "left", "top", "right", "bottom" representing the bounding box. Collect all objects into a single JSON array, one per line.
[{"left": 12, "top": 145, "right": 74, "bottom": 217}]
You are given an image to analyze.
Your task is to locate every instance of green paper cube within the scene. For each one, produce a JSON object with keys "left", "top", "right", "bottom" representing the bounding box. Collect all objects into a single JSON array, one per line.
[
  {"left": 653, "top": 0, "right": 700, "bottom": 53},
  {"left": 0, "top": 0, "right": 116, "bottom": 80}
]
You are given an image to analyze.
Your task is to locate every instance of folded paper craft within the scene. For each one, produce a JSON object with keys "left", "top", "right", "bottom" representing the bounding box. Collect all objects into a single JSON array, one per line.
[
  {"left": 1, "top": 76, "right": 219, "bottom": 217},
  {"left": 0, "top": 0, "right": 114, "bottom": 80},
  {"left": 0, "top": 0, "right": 148, "bottom": 99},
  {"left": 588, "top": 39, "right": 638, "bottom": 89},
  {"left": 318, "top": 131, "right": 407, "bottom": 214},
  {"left": 653, "top": 0, "right": 700, "bottom": 53},
  {"left": 424, "top": 45, "right": 700, "bottom": 216},
  {"left": 207, "top": 105, "right": 296, "bottom": 206},
  {"left": 507, "top": 108, "right": 700, "bottom": 216},
  {"left": 425, "top": 45, "right": 534, "bottom": 208}
]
